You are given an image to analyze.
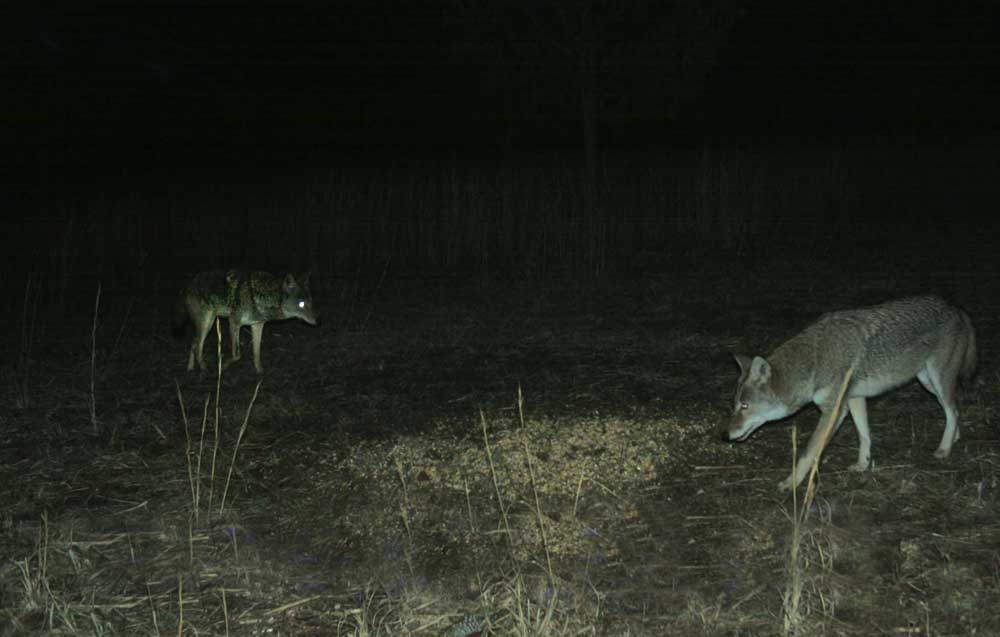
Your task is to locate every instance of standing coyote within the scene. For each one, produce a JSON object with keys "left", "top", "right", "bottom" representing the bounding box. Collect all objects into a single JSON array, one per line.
[
  {"left": 178, "top": 270, "right": 318, "bottom": 373},
  {"left": 722, "top": 296, "right": 976, "bottom": 491}
]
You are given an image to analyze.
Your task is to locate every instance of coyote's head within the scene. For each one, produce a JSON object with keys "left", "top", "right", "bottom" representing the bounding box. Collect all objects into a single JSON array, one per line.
[
  {"left": 281, "top": 273, "right": 319, "bottom": 326},
  {"left": 722, "top": 354, "right": 791, "bottom": 442}
]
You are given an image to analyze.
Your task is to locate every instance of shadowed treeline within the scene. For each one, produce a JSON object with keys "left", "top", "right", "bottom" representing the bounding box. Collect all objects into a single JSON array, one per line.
[{"left": 9, "top": 142, "right": 998, "bottom": 310}]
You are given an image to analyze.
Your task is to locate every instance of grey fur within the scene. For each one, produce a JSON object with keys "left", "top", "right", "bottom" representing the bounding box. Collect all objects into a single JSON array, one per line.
[
  {"left": 723, "top": 296, "right": 976, "bottom": 491},
  {"left": 178, "top": 270, "right": 318, "bottom": 373}
]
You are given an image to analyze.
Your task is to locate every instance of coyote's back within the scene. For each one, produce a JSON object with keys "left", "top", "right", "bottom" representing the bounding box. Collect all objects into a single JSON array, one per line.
[
  {"left": 804, "top": 295, "right": 976, "bottom": 392},
  {"left": 724, "top": 295, "right": 976, "bottom": 491}
]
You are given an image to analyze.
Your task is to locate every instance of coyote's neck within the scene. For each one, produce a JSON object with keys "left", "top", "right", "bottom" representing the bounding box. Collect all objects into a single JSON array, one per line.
[{"left": 768, "top": 339, "right": 818, "bottom": 410}]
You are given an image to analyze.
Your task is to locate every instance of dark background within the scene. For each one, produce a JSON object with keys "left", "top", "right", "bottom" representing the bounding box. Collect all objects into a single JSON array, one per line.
[{"left": 5, "top": 1, "right": 999, "bottom": 306}]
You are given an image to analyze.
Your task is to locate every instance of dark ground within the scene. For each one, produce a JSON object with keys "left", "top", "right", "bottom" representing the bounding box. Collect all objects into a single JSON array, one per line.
[{"left": 1, "top": 252, "right": 998, "bottom": 635}]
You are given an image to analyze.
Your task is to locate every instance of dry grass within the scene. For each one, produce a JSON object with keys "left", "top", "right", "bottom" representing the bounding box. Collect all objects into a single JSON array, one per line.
[
  {"left": 1, "top": 264, "right": 998, "bottom": 635},
  {"left": 783, "top": 367, "right": 853, "bottom": 635}
]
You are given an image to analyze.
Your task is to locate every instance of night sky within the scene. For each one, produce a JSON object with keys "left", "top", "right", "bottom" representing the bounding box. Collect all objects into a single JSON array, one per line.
[
  {"left": 701, "top": 2, "right": 999, "bottom": 143},
  {"left": 12, "top": 2, "right": 998, "bottom": 163},
  {"left": 4, "top": 2, "right": 1000, "bottom": 286}
]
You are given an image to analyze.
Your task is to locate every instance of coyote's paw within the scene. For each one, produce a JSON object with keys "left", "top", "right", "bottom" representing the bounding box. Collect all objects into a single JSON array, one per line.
[
  {"left": 848, "top": 460, "right": 870, "bottom": 473},
  {"left": 778, "top": 476, "right": 794, "bottom": 492}
]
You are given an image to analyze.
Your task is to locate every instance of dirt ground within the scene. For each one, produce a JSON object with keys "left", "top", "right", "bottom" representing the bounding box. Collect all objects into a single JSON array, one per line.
[{"left": 2, "top": 254, "right": 998, "bottom": 635}]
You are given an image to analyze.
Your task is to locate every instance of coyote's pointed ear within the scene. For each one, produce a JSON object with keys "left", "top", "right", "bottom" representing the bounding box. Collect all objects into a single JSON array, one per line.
[
  {"left": 748, "top": 356, "right": 771, "bottom": 384},
  {"left": 301, "top": 271, "right": 311, "bottom": 286},
  {"left": 283, "top": 273, "right": 298, "bottom": 293},
  {"left": 734, "top": 354, "right": 753, "bottom": 375}
]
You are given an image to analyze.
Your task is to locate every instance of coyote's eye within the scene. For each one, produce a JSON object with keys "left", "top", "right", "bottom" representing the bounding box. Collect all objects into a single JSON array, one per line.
[
  {"left": 740, "top": 402, "right": 749, "bottom": 410},
  {"left": 298, "top": 300, "right": 305, "bottom": 309}
]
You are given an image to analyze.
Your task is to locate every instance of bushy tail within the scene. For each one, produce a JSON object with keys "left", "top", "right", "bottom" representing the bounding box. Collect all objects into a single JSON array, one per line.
[{"left": 960, "top": 311, "right": 977, "bottom": 381}]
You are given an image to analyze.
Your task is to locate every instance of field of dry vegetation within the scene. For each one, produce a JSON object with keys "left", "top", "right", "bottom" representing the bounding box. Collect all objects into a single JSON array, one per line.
[{"left": 2, "top": 248, "right": 998, "bottom": 635}]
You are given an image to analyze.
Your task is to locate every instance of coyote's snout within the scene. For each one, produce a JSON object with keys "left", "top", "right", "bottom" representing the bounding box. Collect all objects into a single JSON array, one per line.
[
  {"left": 177, "top": 269, "right": 318, "bottom": 374},
  {"left": 723, "top": 295, "right": 976, "bottom": 491}
]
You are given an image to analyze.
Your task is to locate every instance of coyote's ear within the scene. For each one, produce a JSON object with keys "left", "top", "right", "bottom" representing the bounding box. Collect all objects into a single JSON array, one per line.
[
  {"left": 283, "top": 273, "right": 298, "bottom": 293},
  {"left": 301, "top": 271, "right": 311, "bottom": 286},
  {"left": 734, "top": 354, "right": 753, "bottom": 375},
  {"left": 748, "top": 356, "right": 771, "bottom": 384}
]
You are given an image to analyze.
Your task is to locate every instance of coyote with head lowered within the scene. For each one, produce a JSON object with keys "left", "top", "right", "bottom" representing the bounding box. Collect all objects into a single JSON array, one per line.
[
  {"left": 722, "top": 295, "right": 976, "bottom": 491},
  {"left": 178, "top": 270, "right": 318, "bottom": 373}
]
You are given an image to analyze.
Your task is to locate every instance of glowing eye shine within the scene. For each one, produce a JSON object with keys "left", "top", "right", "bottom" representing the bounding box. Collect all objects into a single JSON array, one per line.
[{"left": 298, "top": 301, "right": 305, "bottom": 309}]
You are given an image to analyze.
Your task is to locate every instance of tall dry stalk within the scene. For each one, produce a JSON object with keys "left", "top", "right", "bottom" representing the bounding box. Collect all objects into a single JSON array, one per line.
[
  {"left": 90, "top": 282, "right": 101, "bottom": 432},
  {"left": 394, "top": 457, "right": 417, "bottom": 578},
  {"left": 219, "top": 379, "right": 262, "bottom": 515},
  {"left": 15, "top": 275, "right": 38, "bottom": 409},
  {"left": 208, "top": 318, "right": 224, "bottom": 512},
  {"left": 783, "top": 367, "right": 854, "bottom": 635},
  {"left": 517, "top": 385, "right": 555, "bottom": 586},
  {"left": 481, "top": 410, "right": 515, "bottom": 558}
]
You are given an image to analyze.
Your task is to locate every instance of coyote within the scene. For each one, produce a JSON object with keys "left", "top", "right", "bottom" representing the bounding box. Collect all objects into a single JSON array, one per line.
[
  {"left": 722, "top": 296, "right": 976, "bottom": 491},
  {"left": 178, "top": 270, "right": 318, "bottom": 373}
]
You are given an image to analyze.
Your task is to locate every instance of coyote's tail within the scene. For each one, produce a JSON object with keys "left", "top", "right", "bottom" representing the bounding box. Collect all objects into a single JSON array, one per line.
[{"left": 960, "top": 311, "right": 977, "bottom": 381}]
